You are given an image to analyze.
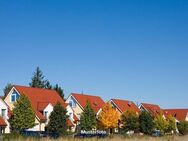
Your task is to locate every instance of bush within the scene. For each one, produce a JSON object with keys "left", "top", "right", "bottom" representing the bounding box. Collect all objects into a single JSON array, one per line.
[{"left": 177, "top": 120, "right": 188, "bottom": 135}]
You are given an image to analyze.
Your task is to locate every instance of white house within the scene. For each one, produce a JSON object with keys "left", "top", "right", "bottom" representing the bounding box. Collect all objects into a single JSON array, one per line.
[
  {"left": 4, "top": 85, "right": 78, "bottom": 132},
  {"left": 0, "top": 98, "right": 10, "bottom": 133}
]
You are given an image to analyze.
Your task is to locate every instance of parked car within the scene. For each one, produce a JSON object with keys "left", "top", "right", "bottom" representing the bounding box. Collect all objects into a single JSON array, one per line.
[{"left": 151, "top": 130, "right": 161, "bottom": 137}]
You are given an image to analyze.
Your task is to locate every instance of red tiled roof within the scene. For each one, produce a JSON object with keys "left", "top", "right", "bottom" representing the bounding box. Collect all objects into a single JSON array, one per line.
[
  {"left": 71, "top": 93, "right": 105, "bottom": 113},
  {"left": 163, "top": 109, "right": 188, "bottom": 121},
  {"left": 36, "top": 111, "right": 46, "bottom": 121},
  {"left": 0, "top": 116, "right": 7, "bottom": 126},
  {"left": 37, "top": 102, "right": 50, "bottom": 111},
  {"left": 111, "top": 99, "right": 140, "bottom": 113},
  {"left": 141, "top": 103, "right": 162, "bottom": 117},
  {"left": 14, "top": 85, "right": 67, "bottom": 121},
  {"left": 67, "top": 119, "right": 74, "bottom": 127},
  {"left": 73, "top": 113, "right": 79, "bottom": 122}
]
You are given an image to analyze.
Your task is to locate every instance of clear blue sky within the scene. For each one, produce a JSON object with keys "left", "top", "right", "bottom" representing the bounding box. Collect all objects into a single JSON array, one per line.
[{"left": 0, "top": 0, "right": 188, "bottom": 108}]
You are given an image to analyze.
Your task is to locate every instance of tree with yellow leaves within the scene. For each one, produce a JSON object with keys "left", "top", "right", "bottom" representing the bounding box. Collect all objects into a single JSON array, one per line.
[{"left": 98, "top": 103, "right": 119, "bottom": 133}]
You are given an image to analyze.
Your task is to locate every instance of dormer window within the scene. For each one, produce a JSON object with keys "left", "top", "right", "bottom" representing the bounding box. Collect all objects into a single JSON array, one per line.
[
  {"left": 69, "top": 99, "right": 76, "bottom": 108},
  {"left": 1, "top": 109, "right": 6, "bottom": 118},
  {"left": 44, "top": 111, "right": 48, "bottom": 119},
  {"left": 11, "top": 90, "right": 19, "bottom": 102}
]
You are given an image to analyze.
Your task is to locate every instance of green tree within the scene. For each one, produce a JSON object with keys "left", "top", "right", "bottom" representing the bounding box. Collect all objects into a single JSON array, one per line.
[
  {"left": 10, "top": 94, "right": 35, "bottom": 131},
  {"left": 29, "top": 67, "right": 49, "bottom": 88},
  {"left": 47, "top": 102, "right": 68, "bottom": 135},
  {"left": 121, "top": 109, "right": 139, "bottom": 132},
  {"left": 53, "top": 84, "right": 64, "bottom": 100},
  {"left": 80, "top": 101, "right": 97, "bottom": 131},
  {"left": 177, "top": 120, "right": 188, "bottom": 135},
  {"left": 166, "top": 115, "right": 176, "bottom": 134},
  {"left": 3, "top": 83, "right": 13, "bottom": 97},
  {"left": 139, "top": 111, "right": 155, "bottom": 135},
  {"left": 154, "top": 112, "right": 168, "bottom": 135}
]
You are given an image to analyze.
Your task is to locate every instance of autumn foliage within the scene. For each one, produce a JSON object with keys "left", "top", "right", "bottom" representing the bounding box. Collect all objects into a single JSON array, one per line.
[{"left": 98, "top": 103, "right": 119, "bottom": 130}]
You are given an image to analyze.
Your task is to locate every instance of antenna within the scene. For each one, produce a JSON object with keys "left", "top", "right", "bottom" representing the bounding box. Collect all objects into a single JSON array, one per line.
[{"left": 81, "top": 90, "right": 84, "bottom": 95}]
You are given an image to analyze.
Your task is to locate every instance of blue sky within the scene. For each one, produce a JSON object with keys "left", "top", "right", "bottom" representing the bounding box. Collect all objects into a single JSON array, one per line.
[{"left": 0, "top": 0, "right": 188, "bottom": 108}]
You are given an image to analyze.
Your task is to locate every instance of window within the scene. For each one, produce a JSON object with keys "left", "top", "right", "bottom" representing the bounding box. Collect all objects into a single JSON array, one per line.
[
  {"left": 44, "top": 111, "right": 48, "bottom": 119},
  {"left": 1, "top": 109, "right": 6, "bottom": 118},
  {"left": 69, "top": 100, "right": 76, "bottom": 108},
  {"left": 69, "top": 113, "right": 72, "bottom": 118},
  {"left": 11, "top": 91, "right": 19, "bottom": 102},
  {"left": 77, "top": 114, "right": 81, "bottom": 119}
]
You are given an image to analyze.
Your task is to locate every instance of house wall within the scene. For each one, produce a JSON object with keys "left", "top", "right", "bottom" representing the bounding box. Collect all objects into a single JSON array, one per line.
[
  {"left": 26, "top": 117, "right": 45, "bottom": 131},
  {"left": 43, "top": 104, "right": 53, "bottom": 124},
  {"left": 4, "top": 87, "right": 20, "bottom": 110},
  {"left": 186, "top": 113, "right": 188, "bottom": 121},
  {"left": 0, "top": 99, "right": 8, "bottom": 119},
  {"left": 66, "top": 96, "right": 83, "bottom": 119},
  {"left": 0, "top": 99, "right": 10, "bottom": 133}
]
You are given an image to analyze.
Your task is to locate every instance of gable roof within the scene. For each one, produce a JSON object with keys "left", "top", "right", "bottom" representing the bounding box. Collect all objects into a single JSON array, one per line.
[
  {"left": 71, "top": 93, "right": 105, "bottom": 113},
  {"left": 141, "top": 103, "right": 162, "bottom": 117},
  {"left": 163, "top": 109, "right": 188, "bottom": 121},
  {"left": 13, "top": 85, "right": 67, "bottom": 121},
  {"left": 111, "top": 99, "right": 140, "bottom": 113},
  {"left": 0, "top": 116, "right": 7, "bottom": 126}
]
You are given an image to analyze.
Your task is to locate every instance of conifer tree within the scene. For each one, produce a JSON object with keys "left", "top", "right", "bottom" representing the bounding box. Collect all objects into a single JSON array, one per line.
[
  {"left": 10, "top": 94, "right": 35, "bottom": 131},
  {"left": 47, "top": 102, "right": 68, "bottom": 135},
  {"left": 139, "top": 111, "right": 155, "bottom": 135},
  {"left": 177, "top": 120, "right": 188, "bottom": 135},
  {"left": 53, "top": 84, "right": 64, "bottom": 100},
  {"left": 80, "top": 101, "right": 97, "bottom": 130},
  {"left": 29, "top": 67, "right": 49, "bottom": 88},
  {"left": 3, "top": 83, "right": 13, "bottom": 97}
]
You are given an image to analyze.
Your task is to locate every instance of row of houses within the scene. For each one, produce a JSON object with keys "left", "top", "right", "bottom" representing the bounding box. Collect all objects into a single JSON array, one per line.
[{"left": 0, "top": 85, "right": 187, "bottom": 134}]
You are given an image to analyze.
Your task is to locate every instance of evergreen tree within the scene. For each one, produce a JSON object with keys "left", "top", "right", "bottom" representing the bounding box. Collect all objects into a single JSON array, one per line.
[
  {"left": 29, "top": 67, "right": 49, "bottom": 88},
  {"left": 139, "top": 111, "right": 155, "bottom": 135},
  {"left": 80, "top": 101, "right": 97, "bottom": 131},
  {"left": 47, "top": 102, "right": 68, "bottom": 135},
  {"left": 121, "top": 109, "right": 139, "bottom": 132},
  {"left": 53, "top": 84, "right": 64, "bottom": 100},
  {"left": 10, "top": 94, "right": 35, "bottom": 131},
  {"left": 3, "top": 83, "right": 13, "bottom": 97},
  {"left": 177, "top": 120, "right": 188, "bottom": 135}
]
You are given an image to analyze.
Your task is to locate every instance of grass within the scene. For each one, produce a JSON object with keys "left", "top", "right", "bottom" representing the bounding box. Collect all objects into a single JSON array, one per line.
[{"left": 1, "top": 134, "right": 188, "bottom": 141}]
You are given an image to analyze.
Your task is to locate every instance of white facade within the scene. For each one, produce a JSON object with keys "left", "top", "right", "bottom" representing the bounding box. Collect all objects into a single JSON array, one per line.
[{"left": 0, "top": 98, "right": 10, "bottom": 133}]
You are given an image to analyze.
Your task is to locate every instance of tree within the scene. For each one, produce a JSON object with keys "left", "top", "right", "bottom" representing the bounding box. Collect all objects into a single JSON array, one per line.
[
  {"left": 10, "top": 94, "right": 35, "bottom": 131},
  {"left": 121, "top": 109, "right": 139, "bottom": 132},
  {"left": 53, "top": 84, "right": 64, "bottom": 100},
  {"left": 177, "top": 120, "right": 188, "bottom": 135},
  {"left": 98, "top": 103, "right": 119, "bottom": 132},
  {"left": 29, "top": 67, "right": 49, "bottom": 88},
  {"left": 47, "top": 102, "right": 68, "bottom": 135},
  {"left": 166, "top": 115, "right": 176, "bottom": 134},
  {"left": 3, "top": 83, "right": 13, "bottom": 97},
  {"left": 139, "top": 111, "right": 155, "bottom": 135},
  {"left": 154, "top": 112, "right": 168, "bottom": 135},
  {"left": 80, "top": 101, "right": 97, "bottom": 131}
]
